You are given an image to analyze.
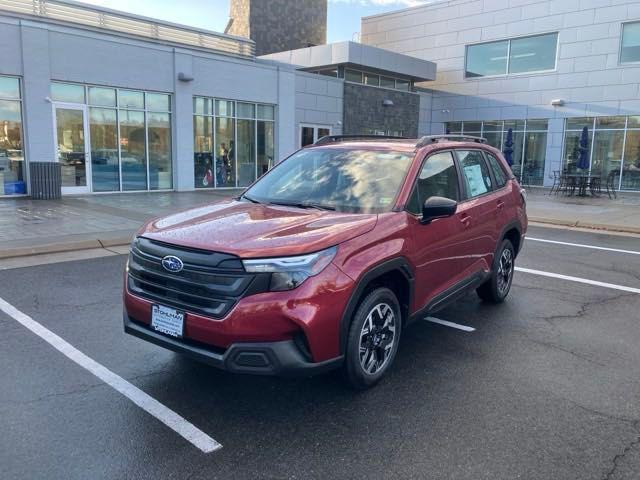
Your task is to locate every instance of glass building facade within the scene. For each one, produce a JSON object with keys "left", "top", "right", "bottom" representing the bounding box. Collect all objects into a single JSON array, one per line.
[
  {"left": 193, "top": 97, "right": 275, "bottom": 188},
  {"left": 51, "top": 82, "right": 172, "bottom": 192},
  {"left": 446, "top": 119, "right": 548, "bottom": 186},
  {"left": 0, "top": 76, "right": 25, "bottom": 196},
  {"left": 564, "top": 116, "right": 640, "bottom": 191}
]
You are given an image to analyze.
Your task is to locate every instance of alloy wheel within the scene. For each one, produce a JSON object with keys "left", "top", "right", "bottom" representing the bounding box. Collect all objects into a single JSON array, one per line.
[
  {"left": 359, "top": 303, "right": 396, "bottom": 375},
  {"left": 497, "top": 248, "right": 514, "bottom": 295}
]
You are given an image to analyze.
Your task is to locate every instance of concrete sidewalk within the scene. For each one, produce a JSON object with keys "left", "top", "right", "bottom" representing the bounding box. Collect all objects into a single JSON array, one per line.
[
  {"left": 0, "top": 187, "right": 638, "bottom": 259},
  {"left": 0, "top": 190, "right": 243, "bottom": 259},
  {"left": 525, "top": 187, "right": 640, "bottom": 234}
]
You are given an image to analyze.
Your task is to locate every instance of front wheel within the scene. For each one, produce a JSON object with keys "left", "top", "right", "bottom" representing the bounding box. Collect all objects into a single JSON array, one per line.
[
  {"left": 342, "top": 287, "right": 401, "bottom": 390},
  {"left": 477, "top": 239, "right": 515, "bottom": 303}
]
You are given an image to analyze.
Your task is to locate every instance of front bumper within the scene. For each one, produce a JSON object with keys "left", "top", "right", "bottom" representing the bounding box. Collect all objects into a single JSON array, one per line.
[{"left": 123, "top": 313, "right": 343, "bottom": 377}]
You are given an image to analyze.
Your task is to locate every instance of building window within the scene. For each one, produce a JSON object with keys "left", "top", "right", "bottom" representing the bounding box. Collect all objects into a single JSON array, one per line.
[
  {"left": 51, "top": 82, "right": 172, "bottom": 192},
  {"left": 445, "top": 119, "right": 548, "bottom": 186},
  {"left": 343, "top": 68, "right": 413, "bottom": 91},
  {"left": 564, "top": 116, "right": 640, "bottom": 191},
  {"left": 193, "top": 97, "right": 276, "bottom": 188},
  {"left": 0, "top": 76, "right": 25, "bottom": 196},
  {"left": 345, "top": 69, "right": 363, "bottom": 84},
  {"left": 621, "top": 22, "right": 640, "bottom": 63},
  {"left": 465, "top": 33, "right": 558, "bottom": 78},
  {"left": 300, "top": 124, "right": 332, "bottom": 147}
]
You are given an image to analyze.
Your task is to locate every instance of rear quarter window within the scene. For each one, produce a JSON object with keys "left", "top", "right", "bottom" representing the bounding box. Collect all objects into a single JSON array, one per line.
[{"left": 484, "top": 152, "right": 508, "bottom": 188}]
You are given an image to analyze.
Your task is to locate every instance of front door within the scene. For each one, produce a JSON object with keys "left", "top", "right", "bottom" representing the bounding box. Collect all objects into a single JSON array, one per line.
[
  {"left": 54, "top": 104, "right": 91, "bottom": 194},
  {"left": 406, "top": 150, "right": 472, "bottom": 309}
]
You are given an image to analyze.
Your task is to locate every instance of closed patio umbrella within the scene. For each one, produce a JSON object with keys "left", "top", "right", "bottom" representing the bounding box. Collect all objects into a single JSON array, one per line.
[
  {"left": 503, "top": 128, "right": 514, "bottom": 167},
  {"left": 577, "top": 126, "right": 590, "bottom": 171}
]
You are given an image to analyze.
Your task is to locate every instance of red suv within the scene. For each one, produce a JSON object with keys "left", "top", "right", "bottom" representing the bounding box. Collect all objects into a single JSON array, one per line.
[{"left": 123, "top": 135, "right": 527, "bottom": 388}]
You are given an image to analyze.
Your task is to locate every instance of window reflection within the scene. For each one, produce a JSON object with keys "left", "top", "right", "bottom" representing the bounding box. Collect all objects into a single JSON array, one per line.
[
  {"left": 120, "top": 110, "right": 147, "bottom": 191},
  {"left": 0, "top": 85, "right": 25, "bottom": 195},
  {"left": 90, "top": 107, "right": 119, "bottom": 192},
  {"left": 148, "top": 112, "right": 172, "bottom": 190}
]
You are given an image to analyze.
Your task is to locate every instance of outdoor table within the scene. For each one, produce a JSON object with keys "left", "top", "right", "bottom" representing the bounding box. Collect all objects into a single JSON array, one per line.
[{"left": 563, "top": 173, "right": 602, "bottom": 197}]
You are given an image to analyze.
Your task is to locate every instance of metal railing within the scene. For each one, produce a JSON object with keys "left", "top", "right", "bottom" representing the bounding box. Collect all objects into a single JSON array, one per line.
[{"left": 0, "top": 0, "right": 255, "bottom": 58}]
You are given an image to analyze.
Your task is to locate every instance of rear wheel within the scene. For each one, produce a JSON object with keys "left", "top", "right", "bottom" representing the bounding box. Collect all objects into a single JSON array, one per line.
[
  {"left": 477, "top": 239, "right": 515, "bottom": 303},
  {"left": 343, "top": 287, "right": 401, "bottom": 390}
]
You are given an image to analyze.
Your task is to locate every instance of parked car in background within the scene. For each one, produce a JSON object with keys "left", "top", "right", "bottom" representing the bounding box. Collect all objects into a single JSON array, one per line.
[{"left": 123, "top": 135, "right": 527, "bottom": 388}]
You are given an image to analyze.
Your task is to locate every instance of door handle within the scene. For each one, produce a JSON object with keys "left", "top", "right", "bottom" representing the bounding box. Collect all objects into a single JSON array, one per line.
[
  {"left": 460, "top": 214, "right": 471, "bottom": 227},
  {"left": 497, "top": 200, "right": 505, "bottom": 210}
]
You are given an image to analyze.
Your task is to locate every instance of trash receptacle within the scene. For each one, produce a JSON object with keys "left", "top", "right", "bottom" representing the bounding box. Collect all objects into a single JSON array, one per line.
[{"left": 29, "top": 162, "right": 62, "bottom": 199}]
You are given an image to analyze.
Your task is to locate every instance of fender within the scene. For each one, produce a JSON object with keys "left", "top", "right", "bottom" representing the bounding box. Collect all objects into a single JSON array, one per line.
[{"left": 338, "top": 257, "right": 414, "bottom": 355}]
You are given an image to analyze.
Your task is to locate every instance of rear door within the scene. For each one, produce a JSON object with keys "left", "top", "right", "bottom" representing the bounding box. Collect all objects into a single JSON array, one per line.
[
  {"left": 483, "top": 150, "right": 513, "bottom": 237},
  {"left": 453, "top": 149, "right": 500, "bottom": 274}
]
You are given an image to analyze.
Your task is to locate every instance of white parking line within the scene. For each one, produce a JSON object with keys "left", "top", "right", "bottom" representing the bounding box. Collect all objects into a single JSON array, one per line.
[
  {"left": 527, "top": 237, "right": 640, "bottom": 255},
  {"left": 0, "top": 296, "right": 221, "bottom": 454},
  {"left": 515, "top": 267, "right": 640, "bottom": 295},
  {"left": 426, "top": 317, "right": 476, "bottom": 332}
]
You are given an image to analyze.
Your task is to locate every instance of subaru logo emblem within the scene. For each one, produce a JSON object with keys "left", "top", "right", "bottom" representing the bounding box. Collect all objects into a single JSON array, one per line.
[{"left": 161, "top": 255, "right": 184, "bottom": 273}]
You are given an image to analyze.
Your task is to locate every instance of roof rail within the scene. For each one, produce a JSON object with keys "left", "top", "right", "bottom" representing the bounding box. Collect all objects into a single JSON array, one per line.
[
  {"left": 416, "top": 135, "right": 487, "bottom": 148},
  {"left": 313, "top": 135, "right": 408, "bottom": 146}
]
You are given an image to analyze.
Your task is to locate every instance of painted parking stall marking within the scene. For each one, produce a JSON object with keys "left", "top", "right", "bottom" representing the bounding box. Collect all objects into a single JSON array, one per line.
[
  {"left": 527, "top": 237, "right": 640, "bottom": 256},
  {"left": 426, "top": 317, "right": 476, "bottom": 332},
  {"left": 0, "top": 296, "right": 221, "bottom": 454},
  {"left": 515, "top": 267, "right": 640, "bottom": 295}
]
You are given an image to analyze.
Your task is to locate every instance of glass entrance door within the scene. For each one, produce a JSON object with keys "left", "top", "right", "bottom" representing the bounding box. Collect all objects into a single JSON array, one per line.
[{"left": 54, "top": 105, "right": 91, "bottom": 194}]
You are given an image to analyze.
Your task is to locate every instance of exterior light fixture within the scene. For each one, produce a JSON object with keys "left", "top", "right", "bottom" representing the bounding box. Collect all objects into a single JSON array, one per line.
[
  {"left": 382, "top": 99, "right": 394, "bottom": 107},
  {"left": 178, "top": 72, "right": 194, "bottom": 82},
  {"left": 551, "top": 99, "right": 565, "bottom": 106}
]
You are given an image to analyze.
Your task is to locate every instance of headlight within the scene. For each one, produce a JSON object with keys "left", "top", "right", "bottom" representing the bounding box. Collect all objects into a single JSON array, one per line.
[{"left": 242, "top": 246, "right": 337, "bottom": 291}]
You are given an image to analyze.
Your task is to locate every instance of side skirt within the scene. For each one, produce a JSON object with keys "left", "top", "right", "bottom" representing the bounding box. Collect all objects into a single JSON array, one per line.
[{"left": 407, "top": 270, "right": 489, "bottom": 325}]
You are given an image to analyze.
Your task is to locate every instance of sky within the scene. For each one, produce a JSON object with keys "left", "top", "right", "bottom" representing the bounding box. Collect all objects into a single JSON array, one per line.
[{"left": 78, "top": 0, "right": 430, "bottom": 43}]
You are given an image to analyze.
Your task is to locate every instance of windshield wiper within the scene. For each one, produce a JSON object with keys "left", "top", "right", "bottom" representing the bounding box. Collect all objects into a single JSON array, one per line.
[
  {"left": 239, "top": 194, "right": 261, "bottom": 204},
  {"left": 268, "top": 200, "right": 336, "bottom": 211}
]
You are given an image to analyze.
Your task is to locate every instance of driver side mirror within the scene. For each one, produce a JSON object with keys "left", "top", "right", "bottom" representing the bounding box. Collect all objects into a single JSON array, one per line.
[{"left": 421, "top": 196, "right": 457, "bottom": 224}]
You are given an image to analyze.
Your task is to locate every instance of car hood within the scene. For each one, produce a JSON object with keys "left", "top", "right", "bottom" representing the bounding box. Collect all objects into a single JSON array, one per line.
[{"left": 139, "top": 200, "right": 377, "bottom": 258}]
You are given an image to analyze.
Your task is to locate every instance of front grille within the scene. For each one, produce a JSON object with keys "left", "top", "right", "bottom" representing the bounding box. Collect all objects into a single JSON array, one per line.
[{"left": 127, "top": 237, "right": 269, "bottom": 318}]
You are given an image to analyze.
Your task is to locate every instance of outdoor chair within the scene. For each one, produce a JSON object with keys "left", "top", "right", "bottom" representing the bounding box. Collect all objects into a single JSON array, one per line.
[
  {"left": 549, "top": 170, "right": 561, "bottom": 195},
  {"left": 605, "top": 170, "right": 618, "bottom": 199}
]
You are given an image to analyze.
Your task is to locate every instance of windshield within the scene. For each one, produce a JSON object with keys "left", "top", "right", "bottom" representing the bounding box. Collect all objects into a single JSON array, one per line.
[{"left": 244, "top": 147, "right": 414, "bottom": 213}]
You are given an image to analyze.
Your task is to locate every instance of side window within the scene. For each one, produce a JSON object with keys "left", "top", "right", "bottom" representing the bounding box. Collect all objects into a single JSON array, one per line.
[
  {"left": 485, "top": 152, "right": 507, "bottom": 188},
  {"left": 406, "top": 151, "right": 459, "bottom": 214},
  {"left": 457, "top": 150, "right": 493, "bottom": 199}
]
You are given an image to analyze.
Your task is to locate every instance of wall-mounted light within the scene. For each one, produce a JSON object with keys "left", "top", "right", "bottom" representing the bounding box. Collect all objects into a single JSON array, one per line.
[
  {"left": 178, "top": 72, "right": 194, "bottom": 82},
  {"left": 44, "top": 96, "right": 52, "bottom": 103},
  {"left": 382, "top": 99, "right": 394, "bottom": 107},
  {"left": 551, "top": 99, "right": 565, "bottom": 107}
]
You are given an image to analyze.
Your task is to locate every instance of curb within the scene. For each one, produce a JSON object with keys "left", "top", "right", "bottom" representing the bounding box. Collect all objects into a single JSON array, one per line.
[
  {"left": 528, "top": 216, "right": 640, "bottom": 235},
  {"left": 0, "top": 236, "right": 133, "bottom": 260}
]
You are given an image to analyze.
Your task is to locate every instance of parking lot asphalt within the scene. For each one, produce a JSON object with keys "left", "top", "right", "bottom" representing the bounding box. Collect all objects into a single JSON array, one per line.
[{"left": 1, "top": 224, "right": 639, "bottom": 480}]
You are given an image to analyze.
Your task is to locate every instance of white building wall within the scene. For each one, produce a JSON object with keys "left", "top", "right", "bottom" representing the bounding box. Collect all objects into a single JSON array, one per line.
[
  {"left": 0, "top": 14, "right": 296, "bottom": 192},
  {"left": 294, "top": 71, "right": 344, "bottom": 148},
  {"left": 362, "top": 0, "right": 640, "bottom": 185}
]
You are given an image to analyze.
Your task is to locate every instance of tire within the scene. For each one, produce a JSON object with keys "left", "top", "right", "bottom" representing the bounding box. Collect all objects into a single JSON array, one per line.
[
  {"left": 342, "top": 287, "right": 402, "bottom": 390},
  {"left": 477, "top": 239, "right": 515, "bottom": 303}
]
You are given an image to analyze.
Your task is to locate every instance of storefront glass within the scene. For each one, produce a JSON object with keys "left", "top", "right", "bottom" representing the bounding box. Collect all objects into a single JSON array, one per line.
[
  {"left": 51, "top": 82, "right": 172, "bottom": 193},
  {"left": 564, "top": 116, "right": 640, "bottom": 191},
  {"left": 148, "top": 112, "right": 172, "bottom": 190},
  {"left": 89, "top": 107, "right": 119, "bottom": 192},
  {"left": 193, "top": 97, "right": 276, "bottom": 188},
  {"left": 0, "top": 76, "right": 25, "bottom": 196},
  {"left": 446, "top": 119, "right": 548, "bottom": 186},
  {"left": 120, "top": 110, "right": 147, "bottom": 191}
]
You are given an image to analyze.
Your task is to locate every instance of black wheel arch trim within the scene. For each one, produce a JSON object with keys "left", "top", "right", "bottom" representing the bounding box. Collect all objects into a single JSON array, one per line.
[
  {"left": 498, "top": 220, "right": 523, "bottom": 257},
  {"left": 339, "top": 257, "right": 414, "bottom": 355}
]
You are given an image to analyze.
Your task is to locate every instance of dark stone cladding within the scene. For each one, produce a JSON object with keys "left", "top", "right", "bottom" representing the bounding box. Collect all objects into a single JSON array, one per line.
[
  {"left": 228, "top": 0, "right": 327, "bottom": 57},
  {"left": 342, "top": 83, "right": 419, "bottom": 138}
]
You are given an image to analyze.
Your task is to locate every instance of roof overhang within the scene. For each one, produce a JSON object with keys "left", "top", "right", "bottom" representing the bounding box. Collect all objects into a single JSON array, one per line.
[{"left": 259, "top": 41, "right": 436, "bottom": 82}]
